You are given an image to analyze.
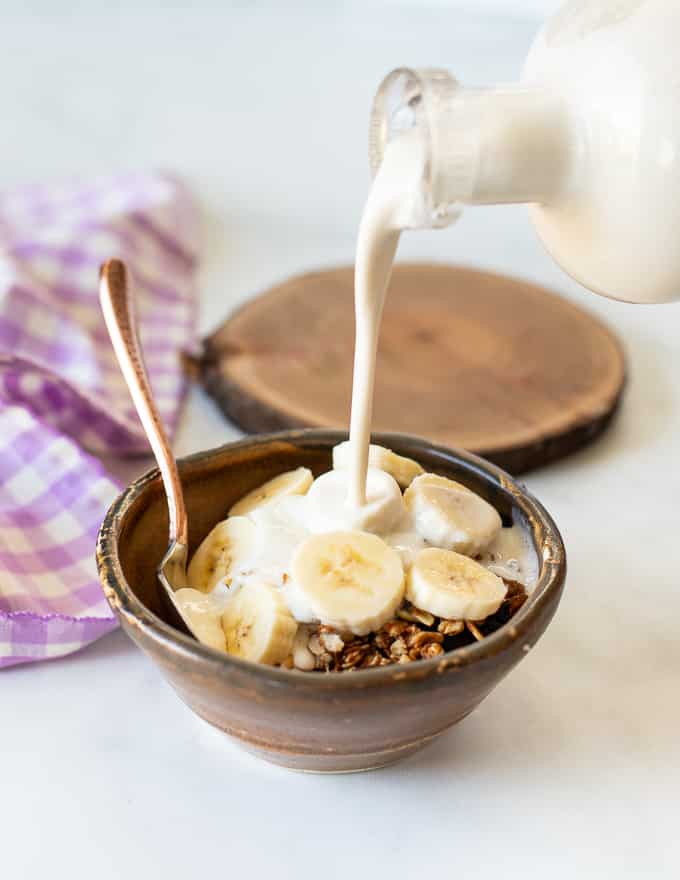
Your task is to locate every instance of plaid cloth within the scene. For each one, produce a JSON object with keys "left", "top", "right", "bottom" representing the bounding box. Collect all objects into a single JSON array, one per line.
[{"left": 0, "top": 172, "right": 199, "bottom": 668}]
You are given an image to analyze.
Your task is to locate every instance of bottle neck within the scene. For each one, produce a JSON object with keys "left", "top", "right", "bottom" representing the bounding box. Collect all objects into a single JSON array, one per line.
[{"left": 369, "top": 68, "right": 575, "bottom": 228}]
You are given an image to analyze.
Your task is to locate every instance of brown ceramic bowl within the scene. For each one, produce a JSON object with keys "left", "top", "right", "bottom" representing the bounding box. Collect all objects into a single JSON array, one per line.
[{"left": 97, "top": 430, "right": 566, "bottom": 773}]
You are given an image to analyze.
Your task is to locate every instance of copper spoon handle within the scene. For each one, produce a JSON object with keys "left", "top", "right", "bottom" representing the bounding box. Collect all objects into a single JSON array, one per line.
[{"left": 99, "top": 259, "right": 189, "bottom": 548}]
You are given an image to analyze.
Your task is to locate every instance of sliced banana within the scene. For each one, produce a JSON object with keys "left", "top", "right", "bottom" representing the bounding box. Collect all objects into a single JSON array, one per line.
[
  {"left": 187, "top": 516, "right": 256, "bottom": 593},
  {"left": 228, "top": 467, "right": 313, "bottom": 517},
  {"left": 221, "top": 581, "right": 298, "bottom": 665},
  {"left": 404, "top": 473, "right": 502, "bottom": 555},
  {"left": 306, "top": 467, "right": 405, "bottom": 535},
  {"left": 332, "top": 441, "right": 424, "bottom": 488},
  {"left": 290, "top": 530, "right": 405, "bottom": 635},
  {"left": 173, "top": 588, "right": 228, "bottom": 652},
  {"left": 407, "top": 548, "right": 507, "bottom": 621}
]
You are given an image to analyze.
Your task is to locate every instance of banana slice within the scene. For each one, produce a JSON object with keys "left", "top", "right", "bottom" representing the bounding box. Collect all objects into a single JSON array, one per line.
[
  {"left": 306, "top": 467, "right": 405, "bottom": 535},
  {"left": 407, "top": 548, "right": 507, "bottom": 621},
  {"left": 404, "top": 473, "right": 502, "bottom": 555},
  {"left": 228, "top": 467, "right": 313, "bottom": 516},
  {"left": 187, "top": 516, "right": 256, "bottom": 593},
  {"left": 221, "top": 581, "right": 298, "bottom": 665},
  {"left": 173, "top": 588, "right": 228, "bottom": 652},
  {"left": 290, "top": 530, "right": 405, "bottom": 635},
  {"left": 332, "top": 441, "right": 424, "bottom": 488}
]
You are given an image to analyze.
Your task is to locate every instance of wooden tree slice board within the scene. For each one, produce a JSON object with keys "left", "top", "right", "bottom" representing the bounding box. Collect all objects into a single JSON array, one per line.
[{"left": 196, "top": 264, "right": 626, "bottom": 474}]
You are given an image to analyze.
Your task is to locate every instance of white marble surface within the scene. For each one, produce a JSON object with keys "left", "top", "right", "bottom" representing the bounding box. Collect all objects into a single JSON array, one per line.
[{"left": 2, "top": 3, "right": 679, "bottom": 878}]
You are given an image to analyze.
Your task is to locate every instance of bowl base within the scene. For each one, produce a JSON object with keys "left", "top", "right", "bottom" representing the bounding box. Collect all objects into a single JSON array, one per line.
[{"left": 233, "top": 735, "right": 436, "bottom": 773}]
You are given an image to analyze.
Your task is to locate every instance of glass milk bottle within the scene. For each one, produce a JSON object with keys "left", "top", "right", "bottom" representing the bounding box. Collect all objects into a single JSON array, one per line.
[{"left": 369, "top": 0, "right": 680, "bottom": 304}]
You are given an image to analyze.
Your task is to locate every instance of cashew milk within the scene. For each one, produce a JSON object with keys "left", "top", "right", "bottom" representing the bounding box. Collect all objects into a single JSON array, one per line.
[
  {"left": 347, "top": 129, "right": 425, "bottom": 508},
  {"left": 345, "top": 130, "right": 538, "bottom": 584}
]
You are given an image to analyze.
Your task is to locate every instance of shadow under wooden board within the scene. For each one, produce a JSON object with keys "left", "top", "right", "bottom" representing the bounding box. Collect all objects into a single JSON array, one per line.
[{"left": 194, "top": 264, "right": 626, "bottom": 475}]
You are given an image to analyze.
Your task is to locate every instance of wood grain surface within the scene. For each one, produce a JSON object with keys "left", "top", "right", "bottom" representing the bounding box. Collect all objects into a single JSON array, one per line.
[{"left": 196, "top": 264, "right": 626, "bottom": 474}]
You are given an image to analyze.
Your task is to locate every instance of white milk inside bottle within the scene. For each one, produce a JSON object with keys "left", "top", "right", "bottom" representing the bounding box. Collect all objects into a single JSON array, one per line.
[{"left": 368, "top": 0, "right": 680, "bottom": 305}]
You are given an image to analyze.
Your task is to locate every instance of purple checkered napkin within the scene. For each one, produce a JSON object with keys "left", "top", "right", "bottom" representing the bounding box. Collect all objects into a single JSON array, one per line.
[{"left": 0, "top": 172, "right": 200, "bottom": 668}]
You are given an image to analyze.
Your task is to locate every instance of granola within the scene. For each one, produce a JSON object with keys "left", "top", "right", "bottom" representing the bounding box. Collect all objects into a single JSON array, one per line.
[{"left": 303, "top": 580, "right": 528, "bottom": 672}]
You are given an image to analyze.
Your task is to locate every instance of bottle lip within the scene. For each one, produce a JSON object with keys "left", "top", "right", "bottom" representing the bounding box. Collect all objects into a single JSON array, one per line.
[
  {"left": 369, "top": 67, "right": 422, "bottom": 177},
  {"left": 369, "top": 67, "right": 463, "bottom": 227}
]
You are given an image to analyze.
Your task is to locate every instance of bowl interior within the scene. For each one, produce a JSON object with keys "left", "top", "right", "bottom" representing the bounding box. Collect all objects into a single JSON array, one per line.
[{"left": 114, "top": 431, "right": 555, "bottom": 636}]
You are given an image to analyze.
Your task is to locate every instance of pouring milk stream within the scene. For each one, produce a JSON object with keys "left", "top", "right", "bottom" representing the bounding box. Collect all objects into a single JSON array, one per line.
[{"left": 346, "top": 0, "right": 680, "bottom": 512}]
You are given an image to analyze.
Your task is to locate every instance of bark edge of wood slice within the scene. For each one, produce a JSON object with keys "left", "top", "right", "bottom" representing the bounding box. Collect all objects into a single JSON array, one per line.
[{"left": 194, "top": 263, "right": 626, "bottom": 475}]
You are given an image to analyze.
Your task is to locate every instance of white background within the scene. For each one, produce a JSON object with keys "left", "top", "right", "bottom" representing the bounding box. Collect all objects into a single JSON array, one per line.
[
  {"left": 2, "top": 2, "right": 679, "bottom": 879},
  {"left": 376, "top": 0, "right": 562, "bottom": 13}
]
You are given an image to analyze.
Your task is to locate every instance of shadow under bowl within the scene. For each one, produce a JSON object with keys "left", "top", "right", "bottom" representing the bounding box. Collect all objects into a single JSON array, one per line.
[{"left": 96, "top": 430, "right": 566, "bottom": 773}]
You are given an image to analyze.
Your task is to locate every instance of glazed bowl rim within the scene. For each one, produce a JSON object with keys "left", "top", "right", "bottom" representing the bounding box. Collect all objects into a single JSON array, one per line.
[{"left": 96, "top": 429, "right": 566, "bottom": 690}]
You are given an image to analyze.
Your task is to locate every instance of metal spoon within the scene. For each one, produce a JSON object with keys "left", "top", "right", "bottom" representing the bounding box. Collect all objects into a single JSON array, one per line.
[{"left": 99, "top": 258, "right": 193, "bottom": 632}]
